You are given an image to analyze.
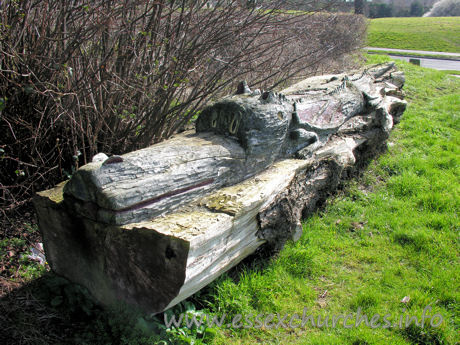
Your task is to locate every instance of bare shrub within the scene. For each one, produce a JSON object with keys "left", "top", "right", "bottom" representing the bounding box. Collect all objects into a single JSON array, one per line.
[{"left": 0, "top": 0, "right": 366, "bottom": 210}]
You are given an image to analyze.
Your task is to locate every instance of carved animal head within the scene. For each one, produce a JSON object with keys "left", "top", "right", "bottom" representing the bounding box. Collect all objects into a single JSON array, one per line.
[{"left": 196, "top": 91, "right": 296, "bottom": 166}]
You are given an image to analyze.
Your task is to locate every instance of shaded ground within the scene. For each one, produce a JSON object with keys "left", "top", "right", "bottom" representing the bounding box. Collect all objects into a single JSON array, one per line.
[
  {"left": 0, "top": 207, "right": 45, "bottom": 297},
  {"left": 0, "top": 272, "right": 157, "bottom": 345}
]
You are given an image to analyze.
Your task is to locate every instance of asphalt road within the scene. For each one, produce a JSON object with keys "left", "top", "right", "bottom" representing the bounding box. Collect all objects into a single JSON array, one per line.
[
  {"left": 366, "top": 47, "right": 460, "bottom": 58},
  {"left": 365, "top": 47, "right": 460, "bottom": 71}
]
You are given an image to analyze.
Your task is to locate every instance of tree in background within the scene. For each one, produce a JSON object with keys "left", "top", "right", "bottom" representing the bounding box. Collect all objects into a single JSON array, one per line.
[
  {"left": 423, "top": 0, "right": 460, "bottom": 16},
  {"left": 355, "top": 0, "right": 365, "bottom": 14},
  {"left": 369, "top": 2, "right": 394, "bottom": 17},
  {"left": 410, "top": 0, "right": 425, "bottom": 15}
]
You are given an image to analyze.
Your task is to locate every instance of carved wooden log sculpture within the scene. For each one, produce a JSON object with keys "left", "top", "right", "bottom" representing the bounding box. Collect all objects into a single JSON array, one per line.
[{"left": 34, "top": 63, "right": 407, "bottom": 314}]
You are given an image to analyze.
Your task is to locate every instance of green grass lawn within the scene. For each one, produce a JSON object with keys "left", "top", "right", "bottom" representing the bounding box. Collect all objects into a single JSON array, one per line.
[
  {"left": 2, "top": 57, "right": 459, "bottom": 345},
  {"left": 367, "top": 17, "right": 460, "bottom": 53}
]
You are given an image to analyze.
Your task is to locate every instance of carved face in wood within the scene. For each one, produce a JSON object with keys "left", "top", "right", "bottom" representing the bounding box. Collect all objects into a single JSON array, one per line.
[
  {"left": 196, "top": 102, "right": 244, "bottom": 138},
  {"left": 196, "top": 94, "right": 293, "bottom": 163}
]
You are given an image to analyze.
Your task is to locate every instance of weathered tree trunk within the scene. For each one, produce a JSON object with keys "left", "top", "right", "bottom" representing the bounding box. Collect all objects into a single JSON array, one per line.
[{"left": 34, "top": 63, "right": 406, "bottom": 314}]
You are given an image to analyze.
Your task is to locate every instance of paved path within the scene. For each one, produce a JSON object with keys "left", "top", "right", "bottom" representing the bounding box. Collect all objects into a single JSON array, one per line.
[
  {"left": 386, "top": 55, "right": 460, "bottom": 71},
  {"left": 366, "top": 47, "right": 460, "bottom": 58}
]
